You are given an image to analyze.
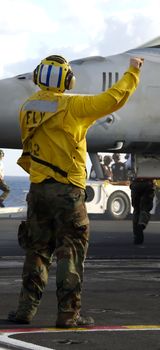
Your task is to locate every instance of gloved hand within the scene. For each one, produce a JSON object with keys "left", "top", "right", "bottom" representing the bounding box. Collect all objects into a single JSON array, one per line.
[{"left": 130, "top": 57, "right": 144, "bottom": 69}]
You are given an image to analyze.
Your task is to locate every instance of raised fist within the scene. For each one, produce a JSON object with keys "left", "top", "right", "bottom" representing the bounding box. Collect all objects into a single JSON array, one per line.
[{"left": 130, "top": 57, "right": 144, "bottom": 69}]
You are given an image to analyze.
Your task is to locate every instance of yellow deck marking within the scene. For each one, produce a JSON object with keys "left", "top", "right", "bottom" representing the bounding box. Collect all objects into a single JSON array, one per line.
[{"left": 1, "top": 325, "right": 160, "bottom": 334}]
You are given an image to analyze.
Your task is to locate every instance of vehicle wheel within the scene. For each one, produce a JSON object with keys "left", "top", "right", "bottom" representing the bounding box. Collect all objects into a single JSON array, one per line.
[
  {"left": 107, "top": 191, "right": 130, "bottom": 220},
  {"left": 85, "top": 185, "right": 95, "bottom": 202}
]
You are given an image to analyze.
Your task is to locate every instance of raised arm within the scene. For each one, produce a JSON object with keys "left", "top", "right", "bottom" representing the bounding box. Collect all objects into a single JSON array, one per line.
[{"left": 70, "top": 57, "right": 144, "bottom": 124}]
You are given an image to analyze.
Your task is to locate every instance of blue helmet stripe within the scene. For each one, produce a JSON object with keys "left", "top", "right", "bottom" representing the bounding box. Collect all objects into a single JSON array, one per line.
[
  {"left": 57, "top": 67, "right": 62, "bottom": 87},
  {"left": 39, "top": 64, "right": 44, "bottom": 84},
  {"left": 46, "top": 65, "right": 52, "bottom": 86}
]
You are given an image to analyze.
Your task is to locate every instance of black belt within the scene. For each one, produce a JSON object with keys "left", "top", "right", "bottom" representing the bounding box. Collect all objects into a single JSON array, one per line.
[
  {"left": 132, "top": 178, "right": 153, "bottom": 183},
  {"left": 41, "top": 178, "right": 59, "bottom": 184}
]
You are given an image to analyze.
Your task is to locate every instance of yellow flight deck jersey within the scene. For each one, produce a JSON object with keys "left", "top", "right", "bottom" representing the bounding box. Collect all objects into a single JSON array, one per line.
[{"left": 17, "top": 66, "right": 140, "bottom": 189}]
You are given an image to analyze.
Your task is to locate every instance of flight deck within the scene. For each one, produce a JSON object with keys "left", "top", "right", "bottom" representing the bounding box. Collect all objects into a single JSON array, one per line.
[{"left": 0, "top": 217, "right": 160, "bottom": 350}]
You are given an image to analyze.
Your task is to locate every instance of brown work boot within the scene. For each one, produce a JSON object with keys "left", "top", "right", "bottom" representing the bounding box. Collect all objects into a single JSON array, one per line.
[
  {"left": 56, "top": 312, "right": 94, "bottom": 328},
  {"left": 8, "top": 311, "right": 32, "bottom": 324},
  {"left": 8, "top": 304, "right": 38, "bottom": 324}
]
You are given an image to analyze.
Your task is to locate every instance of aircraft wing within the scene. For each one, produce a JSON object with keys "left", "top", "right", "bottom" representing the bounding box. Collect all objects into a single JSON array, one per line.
[
  {"left": 133, "top": 36, "right": 160, "bottom": 48},
  {"left": 125, "top": 47, "right": 160, "bottom": 63},
  {"left": 70, "top": 36, "right": 160, "bottom": 65}
]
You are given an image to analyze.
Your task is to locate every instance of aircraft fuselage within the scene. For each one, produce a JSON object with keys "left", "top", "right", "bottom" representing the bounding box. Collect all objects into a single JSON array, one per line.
[{"left": 0, "top": 49, "right": 160, "bottom": 155}]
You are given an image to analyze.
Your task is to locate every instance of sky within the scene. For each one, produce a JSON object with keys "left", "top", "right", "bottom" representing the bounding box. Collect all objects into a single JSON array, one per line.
[{"left": 1, "top": 0, "right": 160, "bottom": 176}]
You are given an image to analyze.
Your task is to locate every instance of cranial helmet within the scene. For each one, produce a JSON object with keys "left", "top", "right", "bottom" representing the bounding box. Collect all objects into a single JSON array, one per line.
[{"left": 33, "top": 55, "right": 76, "bottom": 93}]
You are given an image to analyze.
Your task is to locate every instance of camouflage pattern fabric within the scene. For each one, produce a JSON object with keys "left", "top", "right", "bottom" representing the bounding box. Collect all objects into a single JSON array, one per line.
[
  {"left": 16, "top": 182, "right": 89, "bottom": 320},
  {"left": 0, "top": 179, "right": 10, "bottom": 201}
]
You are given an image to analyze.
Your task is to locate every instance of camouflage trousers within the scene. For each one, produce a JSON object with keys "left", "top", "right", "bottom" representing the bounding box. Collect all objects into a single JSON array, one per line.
[
  {"left": 0, "top": 179, "right": 10, "bottom": 201},
  {"left": 17, "top": 181, "right": 89, "bottom": 320}
]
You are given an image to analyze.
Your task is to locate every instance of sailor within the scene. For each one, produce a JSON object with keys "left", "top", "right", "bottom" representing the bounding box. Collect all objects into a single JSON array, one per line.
[
  {"left": 8, "top": 55, "right": 143, "bottom": 327},
  {"left": 0, "top": 149, "right": 10, "bottom": 207},
  {"left": 130, "top": 177, "right": 155, "bottom": 244},
  {"left": 111, "top": 153, "right": 127, "bottom": 182},
  {"left": 103, "top": 155, "right": 113, "bottom": 180}
]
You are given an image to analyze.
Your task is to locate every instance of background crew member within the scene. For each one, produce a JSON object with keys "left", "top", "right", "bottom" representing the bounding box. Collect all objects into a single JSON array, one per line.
[
  {"left": 8, "top": 55, "right": 143, "bottom": 328},
  {"left": 103, "top": 155, "right": 113, "bottom": 180},
  {"left": 111, "top": 153, "right": 127, "bottom": 182},
  {"left": 130, "top": 178, "right": 155, "bottom": 244},
  {"left": 0, "top": 149, "right": 10, "bottom": 207}
]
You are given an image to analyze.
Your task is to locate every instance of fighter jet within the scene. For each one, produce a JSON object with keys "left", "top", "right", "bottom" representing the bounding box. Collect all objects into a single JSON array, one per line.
[{"left": 1, "top": 37, "right": 160, "bottom": 177}]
